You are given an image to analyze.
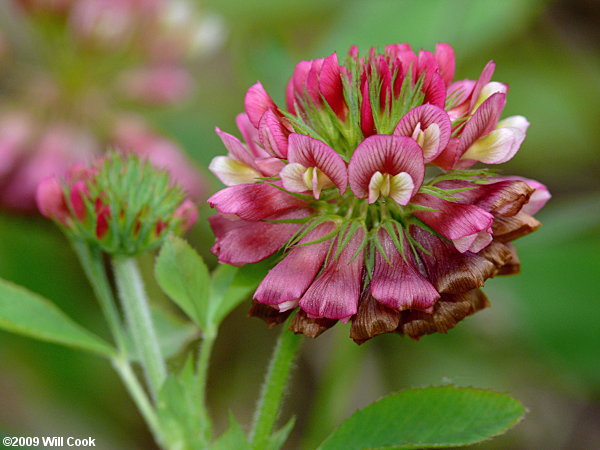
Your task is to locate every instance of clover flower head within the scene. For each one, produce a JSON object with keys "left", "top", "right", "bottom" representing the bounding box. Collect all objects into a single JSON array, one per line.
[
  {"left": 37, "top": 152, "right": 197, "bottom": 255},
  {"left": 208, "top": 43, "right": 550, "bottom": 342}
]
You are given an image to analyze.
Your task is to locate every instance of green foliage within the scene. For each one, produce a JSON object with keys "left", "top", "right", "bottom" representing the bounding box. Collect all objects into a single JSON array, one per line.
[
  {"left": 266, "top": 417, "right": 296, "bottom": 450},
  {"left": 155, "top": 236, "right": 210, "bottom": 329},
  {"left": 320, "top": 0, "right": 542, "bottom": 57},
  {"left": 156, "top": 368, "right": 204, "bottom": 450},
  {"left": 319, "top": 386, "right": 525, "bottom": 449},
  {"left": 0, "top": 278, "right": 114, "bottom": 357},
  {"left": 212, "top": 414, "right": 251, "bottom": 450},
  {"left": 208, "top": 259, "right": 271, "bottom": 330},
  {"left": 156, "top": 237, "right": 270, "bottom": 335}
]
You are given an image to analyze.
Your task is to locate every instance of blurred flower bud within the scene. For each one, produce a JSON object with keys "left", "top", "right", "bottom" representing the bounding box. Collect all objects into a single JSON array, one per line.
[
  {"left": 119, "top": 65, "right": 194, "bottom": 105},
  {"left": 37, "top": 152, "right": 197, "bottom": 255},
  {"left": 0, "top": 122, "right": 98, "bottom": 212}
]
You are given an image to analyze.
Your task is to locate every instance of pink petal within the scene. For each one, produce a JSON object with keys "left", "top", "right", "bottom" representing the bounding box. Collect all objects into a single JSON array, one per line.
[
  {"left": 236, "top": 113, "right": 269, "bottom": 159},
  {"left": 299, "top": 227, "right": 365, "bottom": 320},
  {"left": 36, "top": 176, "right": 69, "bottom": 225},
  {"left": 320, "top": 53, "right": 346, "bottom": 119},
  {"left": 412, "top": 193, "right": 494, "bottom": 243},
  {"left": 254, "top": 157, "right": 285, "bottom": 177},
  {"left": 469, "top": 60, "right": 496, "bottom": 112},
  {"left": 244, "top": 82, "right": 277, "bottom": 128},
  {"left": 435, "top": 43, "right": 456, "bottom": 86},
  {"left": 417, "top": 50, "right": 437, "bottom": 75},
  {"left": 287, "top": 134, "right": 348, "bottom": 194},
  {"left": 286, "top": 60, "right": 312, "bottom": 114},
  {"left": 258, "top": 109, "right": 290, "bottom": 158},
  {"left": 208, "top": 211, "right": 307, "bottom": 266},
  {"left": 254, "top": 221, "right": 336, "bottom": 308},
  {"left": 360, "top": 80, "right": 376, "bottom": 137},
  {"left": 457, "top": 92, "right": 506, "bottom": 155},
  {"left": 397, "top": 50, "right": 418, "bottom": 79},
  {"left": 174, "top": 199, "right": 198, "bottom": 233},
  {"left": 435, "top": 179, "right": 534, "bottom": 217},
  {"left": 385, "top": 43, "right": 412, "bottom": 58},
  {"left": 422, "top": 71, "right": 446, "bottom": 108},
  {"left": 208, "top": 183, "right": 307, "bottom": 221},
  {"left": 348, "top": 135, "right": 424, "bottom": 199},
  {"left": 371, "top": 228, "right": 439, "bottom": 312},
  {"left": 215, "top": 127, "right": 255, "bottom": 167},
  {"left": 431, "top": 137, "right": 461, "bottom": 170},
  {"left": 306, "top": 58, "right": 325, "bottom": 105},
  {"left": 393, "top": 104, "right": 452, "bottom": 162}
]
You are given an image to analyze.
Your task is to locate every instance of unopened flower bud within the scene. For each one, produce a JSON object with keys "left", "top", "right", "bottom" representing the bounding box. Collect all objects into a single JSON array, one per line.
[{"left": 37, "top": 152, "right": 197, "bottom": 255}]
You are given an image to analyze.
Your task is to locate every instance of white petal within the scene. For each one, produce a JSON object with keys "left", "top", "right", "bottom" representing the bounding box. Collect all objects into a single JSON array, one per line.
[
  {"left": 277, "top": 299, "right": 300, "bottom": 312},
  {"left": 421, "top": 123, "right": 441, "bottom": 160},
  {"left": 496, "top": 115, "right": 529, "bottom": 134},
  {"left": 472, "top": 82, "right": 508, "bottom": 111},
  {"left": 280, "top": 163, "right": 309, "bottom": 192},
  {"left": 388, "top": 172, "right": 414, "bottom": 205},
  {"left": 368, "top": 171, "right": 385, "bottom": 204},
  {"left": 461, "top": 128, "right": 517, "bottom": 164},
  {"left": 209, "top": 156, "right": 261, "bottom": 186}
]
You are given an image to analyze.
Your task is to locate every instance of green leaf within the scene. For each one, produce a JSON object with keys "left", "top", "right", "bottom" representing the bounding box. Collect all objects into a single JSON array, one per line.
[
  {"left": 0, "top": 278, "right": 114, "bottom": 357},
  {"left": 266, "top": 416, "right": 296, "bottom": 450},
  {"left": 212, "top": 413, "right": 250, "bottom": 450},
  {"left": 319, "top": 386, "right": 525, "bottom": 449},
  {"left": 208, "top": 260, "right": 270, "bottom": 328},
  {"left": 157, "top": 374, "right": 201, "bottom": 450},
  {"left": 155, "top": 236, "right": 210, "bottom": 329}
]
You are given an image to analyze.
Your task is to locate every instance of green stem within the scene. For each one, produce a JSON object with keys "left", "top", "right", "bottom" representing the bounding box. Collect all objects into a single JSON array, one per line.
[
  {"left": 71, "top": 240, "right": 127, "bottom": 352},
  {"left": 301, "top": 327, "right": 363, "bottom": 449},
  {"left": 250, "top": 324, "right": 302, "bottom": 450},
  {"left": 111, "top": 356, "right": 163, "bottom": 446},
  {"left": 112, "top": 256, "right": 166, "bottom": 400},
  {"left": 195, "top": 329, "right": 216, "bottom": 443}
]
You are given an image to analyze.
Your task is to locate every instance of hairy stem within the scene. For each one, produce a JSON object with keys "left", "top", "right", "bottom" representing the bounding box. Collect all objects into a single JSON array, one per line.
[
  {"left": 195, "top": 329, "right": 216, "bottom": 443},
  {"left": 112, "top": 256, "right": 166, "bottom": 400},
  {"left": 71, "top": 240, "right": 127, "bottom": 352},
  {"left": 112, "top": 356, "right": 163, "bottom": 446},
  {"left": 250, "top": 323, "right": 302, "bottom": 450}
]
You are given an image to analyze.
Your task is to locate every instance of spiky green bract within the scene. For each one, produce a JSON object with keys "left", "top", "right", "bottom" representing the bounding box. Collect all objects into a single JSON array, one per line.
[{"left": 63, "top": 152, "right": 194, "bottom": 256}]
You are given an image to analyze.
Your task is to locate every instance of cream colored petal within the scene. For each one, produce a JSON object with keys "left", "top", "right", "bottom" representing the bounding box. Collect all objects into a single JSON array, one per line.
[
  {"left": 461, "top": 128, "right": 515, "bottom": 164},
  {"left": 388, "top": 172, "right": 414, "bottom": 205},
  {"left": 368, "top": 171, "right": 385, "bottom": 204},
  {"left": 281, "top": 163, "right": 309, "bottom": 192},
  {"left": 421, "top": 123, "right": 441, "bottom": 159},
  {"left": 472, "top": 81, "right": 507, "bottom": 112},
  {"left": 209, "top": 156, "right": 261, "bottom": 186}
]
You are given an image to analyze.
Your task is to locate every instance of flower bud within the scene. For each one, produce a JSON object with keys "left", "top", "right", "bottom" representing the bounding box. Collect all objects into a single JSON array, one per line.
[{"left": 37, "top": 152, "right": 197, "bottom": 255}]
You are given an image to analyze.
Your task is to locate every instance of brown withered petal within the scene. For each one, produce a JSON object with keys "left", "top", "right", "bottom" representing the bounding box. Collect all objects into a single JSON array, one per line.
[
  {"left": 487, "top": 180, "right": 534, "bottom": 217},
  {"left": 248, "top": 300, "right": 291, "bottom": 328},
  {"left": 478, "top": 240, "right": 514, "bottom": 271},
  {"left": 290, "top": 309, "right": 337, "bottom": 338},
  {"left": 492, "top": 212, "right": 541, "bottom": 242},
  {"left": 497, "top": 243, "right": 520, "bottom": 275},
  {"left": 412, "top": 226, "right": 497, "bottom": 294},
  {"left": 398, "top": 289, "right": 490, "bottom": 340},
  {"left": 350, "top": 291, "right": 401, "bottom": 344}
]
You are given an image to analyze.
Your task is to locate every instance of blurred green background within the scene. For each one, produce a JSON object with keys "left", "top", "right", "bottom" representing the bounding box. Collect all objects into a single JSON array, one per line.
[{"left": 1, "top": 0, "right": 599, "bottom": 448}]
